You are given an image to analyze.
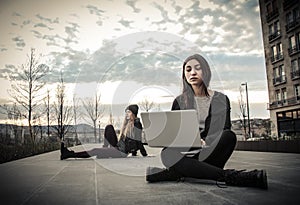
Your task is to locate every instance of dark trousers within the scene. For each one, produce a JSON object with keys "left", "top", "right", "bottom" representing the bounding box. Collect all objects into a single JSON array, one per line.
[
  {"left": 161, "top": 130, "right": 236, "bottom": 180},
  {"left": 103, "top": 124, "right": 118, "bottom": 147},
  {"left": 74, "top": 125, "right": 126, "bottom": 159},
  {"left": 74, "top": 125, "right": 147, "bottom": 158}
]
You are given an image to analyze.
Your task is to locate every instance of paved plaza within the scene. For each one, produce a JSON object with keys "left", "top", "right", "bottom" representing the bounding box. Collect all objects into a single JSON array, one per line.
[{"left": 0, "top": 144, "right": 300, "bottom": 205}]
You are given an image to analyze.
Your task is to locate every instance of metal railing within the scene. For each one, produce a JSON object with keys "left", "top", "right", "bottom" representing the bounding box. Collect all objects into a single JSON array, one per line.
[
  {"left": 273, "top": 75, "right": 287, "bottom": 85},
  {"left": 268, "top": 96, "right": 300, "bottom": 109}
]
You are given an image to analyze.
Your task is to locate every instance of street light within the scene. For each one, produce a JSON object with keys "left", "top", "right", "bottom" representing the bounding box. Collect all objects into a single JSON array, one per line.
[
  {"left": 98, "top": 120, "right": 101, "bottom": 143},
  {"left": 241, "top": 82, "right": 251, "bottom": 139}
]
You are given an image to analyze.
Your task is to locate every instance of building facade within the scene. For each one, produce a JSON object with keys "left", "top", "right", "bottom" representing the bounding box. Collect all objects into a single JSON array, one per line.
[{"left": 259, "top": 0, "right": 300, "bottom": 138}]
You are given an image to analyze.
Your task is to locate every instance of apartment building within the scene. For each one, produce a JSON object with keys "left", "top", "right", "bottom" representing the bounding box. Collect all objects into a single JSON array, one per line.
[{"left": 259, "top": 0, "right": 300, "bottom": 138}]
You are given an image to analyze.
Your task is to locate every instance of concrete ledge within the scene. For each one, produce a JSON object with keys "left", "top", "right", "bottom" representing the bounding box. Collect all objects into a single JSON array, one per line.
[{"left": 235, "top": 140, "right": 300, "bottom": 153}]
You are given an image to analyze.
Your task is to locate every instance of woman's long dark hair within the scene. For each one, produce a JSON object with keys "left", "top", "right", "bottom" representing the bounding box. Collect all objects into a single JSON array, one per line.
[{"left": 182, "top": 54, "right": 212, "bottom": 108}]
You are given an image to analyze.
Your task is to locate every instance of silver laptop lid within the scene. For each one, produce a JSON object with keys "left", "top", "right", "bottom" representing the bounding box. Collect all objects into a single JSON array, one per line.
[{"left": 141, "top": 110, "right": 201, "bottom": 147}]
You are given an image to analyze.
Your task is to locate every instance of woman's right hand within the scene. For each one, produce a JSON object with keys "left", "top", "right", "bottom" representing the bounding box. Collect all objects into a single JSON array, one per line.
[{"left": 201, "top": 139, "right": 206, "bottom": 147}]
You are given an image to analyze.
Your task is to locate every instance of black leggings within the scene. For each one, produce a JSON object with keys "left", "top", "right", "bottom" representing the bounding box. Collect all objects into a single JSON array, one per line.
[
  {"left": 161, "top": 130, "right": 236, "bottom": 180},
  {"left": 74, "top": 125, "right": 147, "bottom": 158},
  {"left": 73, "top": 125, "right": 127, "bottom": 159},
  {"left": 103, "top": 124, "right": 118, "bottom": 147}
]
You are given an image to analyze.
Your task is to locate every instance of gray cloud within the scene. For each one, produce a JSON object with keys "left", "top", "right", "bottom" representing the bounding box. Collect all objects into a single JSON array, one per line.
[
  {"left": 126, "top": 0, "right": 141, "bottom": 13},
  {"left": 0, "top": 64, "right": 17, "bottom": 79},
  {"left": 86, "top": 4, "right": 105, "bottom": 26},
  {"left": 0, "top": 47, "right": 8, "bottom": 52},
  {"left": 118, "top": 18, "right": 134, "bottom": 28},
  {"left": 170, "top": 0, "right": 183, "bottom": 15},
  {"left": 36, "top": 14, "right": 59, "bottom": 24},
  {"left": 12, "top": 36, "right": 25, "bottom": 49},
  {"left": 86, "top": 5, "right": 105, "bottom": 16},
  {"left": 12, "top": 12, "right": 21, "bottom": 17},
  {"left": 151, "top": 2, "right": 177, "bottom": 25},
  {"left": 1, "top": 0, "right": 266, "bottom": 96},
  {"left": 44, "top": 32, "right": 198, "bottom": 85},
  {"left": 208, "top": 54, "right": 267, "bottom": 91},
  {"left": 64, "top": 22, "right": 80, "bottom": 42},
  {"left": 160, "top": 0, "right": 264, "bottom": 55},
  {"left": 34, "top": 22, "right": 53, "bottom": 30}
]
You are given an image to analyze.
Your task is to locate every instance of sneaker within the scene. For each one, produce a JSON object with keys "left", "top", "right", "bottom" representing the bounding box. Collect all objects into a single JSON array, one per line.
[
  {"left": 146, "top": 167, "right": 184, "bottom": 183},
  {"left": 224, "top": 169, "right": 268, "bottom": 189},
  {"left": 60, "top": 143, "right": 75, "bottom": 160}
]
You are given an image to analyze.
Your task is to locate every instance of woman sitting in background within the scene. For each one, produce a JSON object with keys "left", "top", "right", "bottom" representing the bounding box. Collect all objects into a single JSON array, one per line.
[{"left": 60, "top": 104, "right": 148, "bottom": 159}]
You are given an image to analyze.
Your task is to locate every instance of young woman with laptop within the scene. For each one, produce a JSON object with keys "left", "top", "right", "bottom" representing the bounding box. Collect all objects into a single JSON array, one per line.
[{"left": 146, "top": 54, "right": 268, "bottom": 189}]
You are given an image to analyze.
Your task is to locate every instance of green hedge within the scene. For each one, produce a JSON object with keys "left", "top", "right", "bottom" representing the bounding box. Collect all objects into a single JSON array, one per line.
[{"left": 0, "top": 142, "right": 60, "bottom": 164}]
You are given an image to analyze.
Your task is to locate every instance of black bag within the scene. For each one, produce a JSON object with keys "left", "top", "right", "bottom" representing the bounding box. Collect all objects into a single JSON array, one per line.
[
  {"left": 117, "top": 137, "right": 128, "bottom": 154},
  {"left": 125, "top": 137, "right": 138, "bottom": 153}
]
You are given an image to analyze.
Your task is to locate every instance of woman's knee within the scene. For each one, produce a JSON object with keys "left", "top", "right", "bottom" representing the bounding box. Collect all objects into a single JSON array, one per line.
[
  {"left": 222, "top": 130, "right": 237, "bottom": 145},
  {"left": 105, "top": 124, "right": 115, "bottom": 135},
  {"left": 161, "top": 148, "right": 185, "bottom": 168}
]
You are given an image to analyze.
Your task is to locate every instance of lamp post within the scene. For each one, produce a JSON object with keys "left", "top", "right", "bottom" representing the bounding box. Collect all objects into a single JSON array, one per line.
[
  {"left": 98, "top": 120, "right": 101, "bottom": 143},
  {"left": 241, "top": 82, "right": 251, "bottom": 139}
]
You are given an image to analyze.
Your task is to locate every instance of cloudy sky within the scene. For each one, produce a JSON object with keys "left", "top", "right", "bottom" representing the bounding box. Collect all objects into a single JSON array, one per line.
[{"left": 0, "top": 0, "right": 269, "bottom": 122}]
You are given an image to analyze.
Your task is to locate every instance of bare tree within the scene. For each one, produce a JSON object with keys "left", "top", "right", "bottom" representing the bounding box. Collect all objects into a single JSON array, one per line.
[
  {"left": 72, "top": 95, "right": 80, "bottom": 145},
  {"left": 139, "top": 96, "right": 155, "bottom": 112},
  {"left": 82, "top": 93, "right": 104, "bottom": 143},
  {"left": 238, "top": 86, "right": 247, "bottom": 140},
  {"left": 8, "top": 48, "right": 48, "bottom": 149},
  {"left": 53, "top": 74, "right": 72, "bottom": 141},
  {"left": 108, "top": 110, "right": 114, "bottom": 125},
  {"left": 45, "top": 89, "right": 51, "bottom": 138},
  {"left": 0, "top": 103, "right": 22, "bottom": 144}
]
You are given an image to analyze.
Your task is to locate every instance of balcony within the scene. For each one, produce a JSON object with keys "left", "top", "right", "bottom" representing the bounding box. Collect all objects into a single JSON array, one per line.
[
  {"left": 273, "top": 75, "right": 287, "bottom": 85},
  {"left": 268, "top": 30, "right": 281, "bottom": 42},
  {"left": 291, "top": 69, "right": 300, "bottom": 79},
  {"left": 268, "top": 96, "right": 300, "bottom": 110},
  {"left": 288, "top": 44, "right": 300, "bottom": 56},
  {"left": 271, "top": 52, "right": 284, "bottom": 63},
  {"left": 266, "top": 8, "right": 279, "bottom": 22},
  {"left": 286, "top": 18, "right": 300, "bottom": 33},
  {"left": 287, "top": 96, "right": 300, "bottom": 105},
  {"left": 268, "top": 100, "right": 287, "bottom": 109}
]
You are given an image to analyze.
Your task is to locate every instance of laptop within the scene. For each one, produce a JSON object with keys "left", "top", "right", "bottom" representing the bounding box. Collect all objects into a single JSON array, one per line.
[{"left": 141, "top": 110, "right": 202, "bottom": 148}]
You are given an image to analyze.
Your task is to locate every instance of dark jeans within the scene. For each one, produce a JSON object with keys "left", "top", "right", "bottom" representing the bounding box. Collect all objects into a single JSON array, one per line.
[{"left": 161, "top": 130, "right": 236, "bottom": 180}]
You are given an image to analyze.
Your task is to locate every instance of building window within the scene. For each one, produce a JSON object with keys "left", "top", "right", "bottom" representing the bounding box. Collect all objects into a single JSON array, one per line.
[
  {"left": 271, "top": 43, "right": 283, "bottom": 62},
  {"left": 286, "top": 7, "right": 300, "bottom": 32},
  {"left": 277, "top": 112, "right": 283, "bottom": 120},
  {"left": 266, "top": 0, "right": 279, "bottom": 22},
  {"left": 295, "top": 84, "right": 300, "bottom": 100},
  {"left": 288, "top": 34, "right": 300, "bottom": 55},
  {"left": 286, "top": 111, "right": 293, "bottom": 119},
  {"left": 273, "top": 64, "right": 286, "bottom": 85},
  {"left": 287, "top": 11, "right": 294, "bottom": 24},
  {"left": 293, "top": 110, "right": 298, "bottom": 119},
  {"left": 275, "top": 89, "right": 281, "bottom": 102},
  {"left": 282, "top": 88, "right": 287, "bottom": 104},
  {"left": 268, "top": 21, "right": 281, "bottom": 41},
  {"left": 291, "top": 58, "right": 300, "bottom": 79},
  {"left": 277, "top": 108, "right": 300, "bottom": 138},
  {"left": 289, "top": 35, "right": 296, "bottom": 48}
]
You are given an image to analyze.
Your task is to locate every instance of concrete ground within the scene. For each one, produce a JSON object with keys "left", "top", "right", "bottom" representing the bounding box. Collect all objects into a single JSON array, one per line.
[{"left": 0, "top": 143, "right": 300, "bottom": 205}]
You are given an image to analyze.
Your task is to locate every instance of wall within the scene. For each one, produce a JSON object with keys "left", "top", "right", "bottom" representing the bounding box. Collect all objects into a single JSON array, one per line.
[{"left": 235, "top": 140, "right": 300, "bottom": 153}]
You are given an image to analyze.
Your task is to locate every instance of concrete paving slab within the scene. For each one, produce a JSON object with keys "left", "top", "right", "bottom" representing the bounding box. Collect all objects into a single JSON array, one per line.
[{"left": 0, "top": 144, "right": 299, "bottom": 205}]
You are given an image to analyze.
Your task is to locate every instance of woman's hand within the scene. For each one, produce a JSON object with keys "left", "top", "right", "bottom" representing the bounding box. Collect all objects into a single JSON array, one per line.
[{"left": 200, "top": 139, "right": 206, "bottom": 146}]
